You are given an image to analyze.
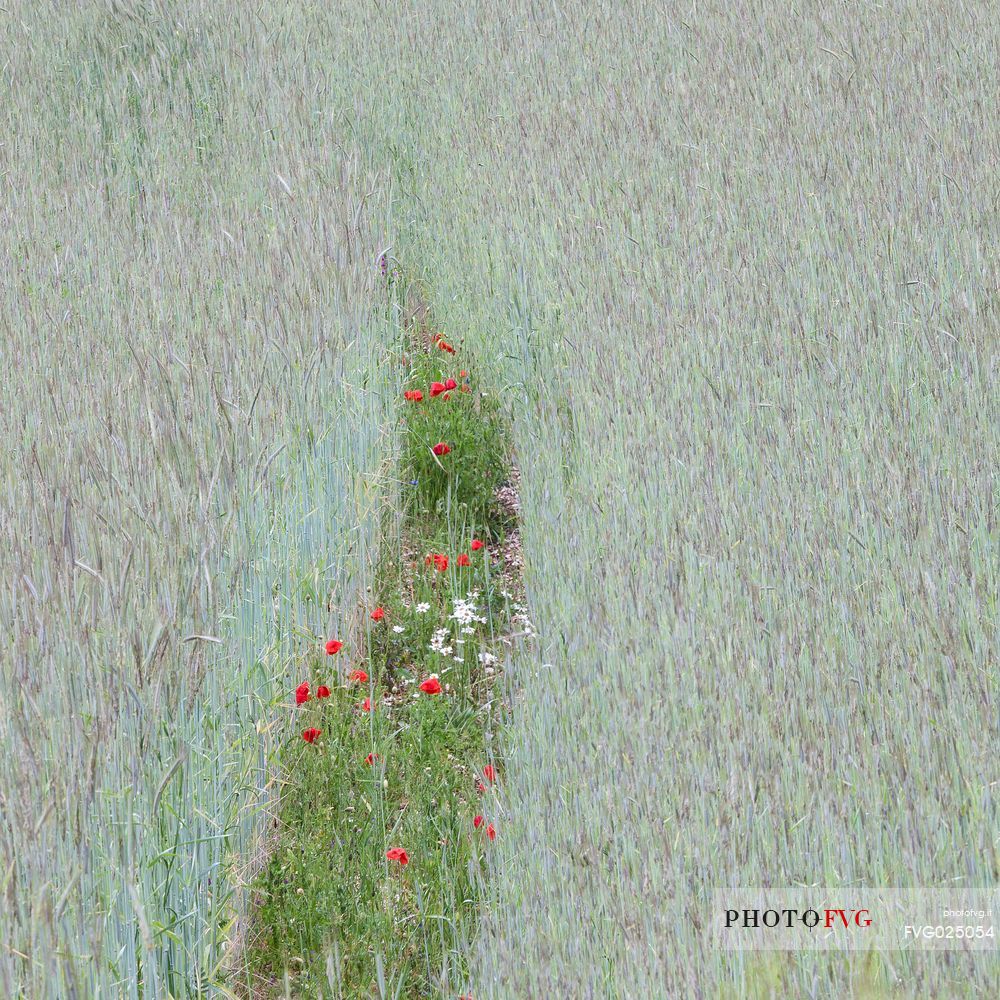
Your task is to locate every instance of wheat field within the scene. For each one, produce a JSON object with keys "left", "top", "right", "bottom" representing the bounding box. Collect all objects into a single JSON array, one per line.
[
  {"left": 333, "top": 2, "right": 998, "bottom": 996},
  {"left": 1, "top": 1, "right": 996, "bottom": 997},
  {"left": 1, "top": 4, "right": 393, "bottom": 995}
]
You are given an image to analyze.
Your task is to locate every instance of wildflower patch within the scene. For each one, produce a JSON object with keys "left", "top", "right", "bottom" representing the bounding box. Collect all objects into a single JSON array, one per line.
[{"left": 243, "top": 280, "right": 522, "bottom": 996}]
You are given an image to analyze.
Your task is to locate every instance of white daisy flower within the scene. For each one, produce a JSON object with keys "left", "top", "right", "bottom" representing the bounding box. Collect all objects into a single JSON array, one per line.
[{"left": 449, "top": 597, "right": 480, "bottom": 626}]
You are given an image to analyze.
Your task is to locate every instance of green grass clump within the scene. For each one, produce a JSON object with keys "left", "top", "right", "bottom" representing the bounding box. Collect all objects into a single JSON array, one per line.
[
  {"left": 401, "top": 345, "right": 510, "bottom": 529},
  {"left": 248, "top": 648, "right": 494, "bottom": 996}
]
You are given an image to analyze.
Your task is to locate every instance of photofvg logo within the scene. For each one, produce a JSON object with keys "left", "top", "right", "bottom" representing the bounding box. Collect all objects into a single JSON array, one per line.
[
  {"left": 724, "top": 906, "right": 872, "bottom": 932},
  {"left": 712, "top": 889, "right": 998, "bottom": 951}
]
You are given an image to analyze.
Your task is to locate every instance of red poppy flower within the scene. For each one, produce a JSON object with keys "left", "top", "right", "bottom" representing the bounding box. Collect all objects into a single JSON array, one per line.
[
  {"left": 386, "top": 847, "right": 409, "bottom": 865},
  {"left": 316, "top": 685, "right": 330, "bottom": 698},
  {"left": 295, "top": 682, "right": 311, "bottom": 705},
  {"left": 433, "top": 554, "right": 449, "bottom": 572},
  {"left": 432, "top": 442, "right": 451, "bottom": 457},
  {"left": 473, "top": 815, "right": 484, "bottom": 830},
  {"left": 438, "top": 340, "right": 455, "bottom": 353},
  {"left": 302, "top": 728, "right": 321, "bottom": 743},
  {"left": 457, "top": 553, "right": 471, "bottom": 567},
  {"left": 475, "top": 780, "right": 486, "bottom": 794},
  {"left": 350, "top": 669, "right": 368, "bottom": 683},
  {"left": 460, "top": 384, "right": 471, "bottom": 393},
  {"left": 442, "top": 392, "right": 451, "bottom": 401},
  {"left": 444, "top": 378, "right": 457, "bottom": 391},
  {"left": 483, "top": 764, "right": 496, "bottom": 784},
  {"left": 430, "top": 381, "right": 446, "bottom": 397},
  {"left": 361, "top": 697, "right": 371, "bottom": 712},
  {"left": 419, "top": 676, "right": 442, "bottom": 695},
  {"left": 460, "top": 370, "right": 467, "bottom": 378},
  {"left": 371, "top": 607, "right": 385, "bottom": 621},
  {"left": 325, "top": 639, "right": 343, "bottom": 655},
  {"left": 365, "top": 752, "right": 379, "bottom": 765},
  {"left": 486, "top": 823, "right": 496, "bottom": 841},
  {"left": 470, "top": 539, "right": 484, "bottom": 551}
]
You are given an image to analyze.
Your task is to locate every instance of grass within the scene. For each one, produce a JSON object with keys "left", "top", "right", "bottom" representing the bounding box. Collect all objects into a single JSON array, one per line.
[
  {"left": 320, "top": 4, "right": 997, "bottom": 997},
  {"left": 0, "top": 5, "right": 393, "bottom": 996},
  {"left": 2, "top": 2, "right": 996, "bottom": 997},
  {"left": 245, "top": 311, "right": 516, "bottom": 996}
]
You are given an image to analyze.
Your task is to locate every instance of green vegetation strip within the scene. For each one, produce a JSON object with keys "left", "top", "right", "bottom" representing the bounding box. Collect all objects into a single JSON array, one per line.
[{"left": 246, "top": 296, "right": 515, "bottom": 997}]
